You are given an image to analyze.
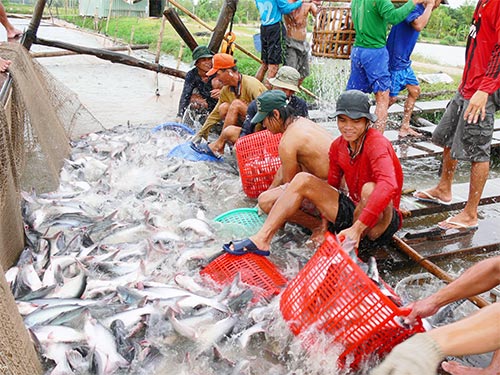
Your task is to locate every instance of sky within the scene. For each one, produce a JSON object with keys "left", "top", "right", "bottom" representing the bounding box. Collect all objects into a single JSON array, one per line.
[{"left": 447, "top": 0, "right": 471, "bottom": 8}]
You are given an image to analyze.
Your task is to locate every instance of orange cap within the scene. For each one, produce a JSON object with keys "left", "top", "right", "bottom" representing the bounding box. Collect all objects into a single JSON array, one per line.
[{"left": 206, "top": 53, "right": 236, "bottom": 76}]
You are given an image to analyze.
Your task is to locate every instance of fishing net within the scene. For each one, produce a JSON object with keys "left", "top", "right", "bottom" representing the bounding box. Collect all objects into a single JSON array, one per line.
[
  {"left": 0, "top": 42, "right": 101, "bottom": 372},
  {"left": 0, "top": 42, "right": 102, "bottom": 267}
]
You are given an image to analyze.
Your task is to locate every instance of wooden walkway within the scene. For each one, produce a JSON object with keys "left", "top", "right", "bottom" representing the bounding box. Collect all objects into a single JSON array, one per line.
[{"left": 389, "top": 178, "right": 500, "bottom": 264}]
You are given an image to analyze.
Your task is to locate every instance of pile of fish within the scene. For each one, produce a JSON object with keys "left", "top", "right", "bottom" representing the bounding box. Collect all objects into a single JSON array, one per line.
[{"left": 5, "top": 124, "right": 351, "bottom": 375}]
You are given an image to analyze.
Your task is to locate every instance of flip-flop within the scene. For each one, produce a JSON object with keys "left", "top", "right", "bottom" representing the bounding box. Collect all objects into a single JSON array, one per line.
[
  {"left": 222, "top": 238, "right": 270, "bottom": 256},
  {"left": 190, "top": 142, "right": 222, "bottom": 160},
  {"left": 438, "top": 217, "right": 478, "bottom": 231},
  {"left": 413, "top": 190, "right": 452, "bottom": 206}
]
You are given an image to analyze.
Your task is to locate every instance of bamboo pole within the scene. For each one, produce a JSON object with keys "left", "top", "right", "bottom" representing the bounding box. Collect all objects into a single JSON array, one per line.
[
  {"left": 392, "top": 235, "right": 490, "bottom": 309},
  {"left": 30, "top": 44, "right": 149, "bottom": 58},
  {"left": 155, "top": 14, "right": 167, "bottom": 64},
  {"left": 21, "top": 0, "right": 48, "bottom": 50},
  {"left": 34, "top": 37, "right": 186, "bottom": 79},
  {"left": 208, "top": 0, "right": 238, "bottom": 53},
  {"left": 167, "top": 0, "right": 318, "bottom": 99},
  {"left": 105, "top": 0, "right": 113, "bottom": 35},
  {"left": 163, "top": 8, "right": 198, "bottom": 51}
]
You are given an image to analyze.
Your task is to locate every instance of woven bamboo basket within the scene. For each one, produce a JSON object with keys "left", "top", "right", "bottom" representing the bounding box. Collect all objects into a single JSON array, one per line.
[{"left": 312, "top": 5, "right": 355, "bottom": 59}]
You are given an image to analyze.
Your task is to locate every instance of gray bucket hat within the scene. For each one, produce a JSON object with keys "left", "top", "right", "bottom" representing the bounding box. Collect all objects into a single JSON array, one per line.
[
  {"left": 332, "top": 90, "right": 377, "bottom": 123},
  {"left": 269, "top": 66, "right": 300, "bottom": 92},
  {"left": 191, "top": 45, "right": 214, "bottom": 65}
]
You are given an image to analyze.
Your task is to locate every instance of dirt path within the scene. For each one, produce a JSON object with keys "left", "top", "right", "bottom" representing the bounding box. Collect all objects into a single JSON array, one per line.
[{"left": 412, "top": 61, "right": 464, "bottom": 77}]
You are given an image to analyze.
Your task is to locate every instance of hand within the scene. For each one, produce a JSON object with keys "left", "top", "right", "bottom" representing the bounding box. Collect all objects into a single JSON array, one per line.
[
  {"left": 463, "top": 90, "right": 488, "bottom": 124},
  {"left": 371, "top": 333, "right": 444, "bottom": 375},
  {"left": 210, "top": 88, "right": 221, "bottom": 99},
  {"left": 403, "top": 296, "right": 441, "bottom": 326},
  {"left": 337, "top": 221, "right": 366, "bottom": 249}
]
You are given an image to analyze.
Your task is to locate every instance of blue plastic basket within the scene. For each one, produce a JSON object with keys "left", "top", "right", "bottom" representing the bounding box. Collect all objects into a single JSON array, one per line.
[
  {"left": 214, "top": 207, "right": 266, "bottom": 236},
  {"left": 167, "top": 141, "right": 223, "bottom": 162},
  {"left": 152, "top": 122, "right": 195, "bottom": 136}
]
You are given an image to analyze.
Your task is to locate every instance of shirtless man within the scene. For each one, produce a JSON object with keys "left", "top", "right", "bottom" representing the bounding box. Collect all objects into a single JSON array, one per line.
[
  {"left": 254, "top": 89, "right": 334, "bottom": 234},
  {"left": 284, "top": 0, "right": 319, "bottom": 85}
]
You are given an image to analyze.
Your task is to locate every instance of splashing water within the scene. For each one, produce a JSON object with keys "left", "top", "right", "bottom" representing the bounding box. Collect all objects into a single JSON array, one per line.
[{"left": 310, "top": 57, "right": 351, "bottom": 112}]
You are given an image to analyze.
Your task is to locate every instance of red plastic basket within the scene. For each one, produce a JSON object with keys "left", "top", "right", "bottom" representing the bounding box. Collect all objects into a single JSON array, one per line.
[
  {"left": 235, "top": 130, "right": 282, "bottom": 198},
  {"left": 280, "top": 232, "right": 424, "bottom": 369},
  {"left": 200, "top": 253, "right": 287, "bottom": 300}
]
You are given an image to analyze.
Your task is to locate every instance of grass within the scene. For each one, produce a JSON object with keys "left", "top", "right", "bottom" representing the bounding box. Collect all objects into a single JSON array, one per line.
[{"left": 9, "top": 5, "right": 460, "bottom": 103}]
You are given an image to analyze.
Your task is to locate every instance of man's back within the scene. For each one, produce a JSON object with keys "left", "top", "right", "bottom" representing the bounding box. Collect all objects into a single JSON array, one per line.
[
  {"left": 284, "top": 3, "right": 318, "bottom": 41},
  {"left": 279, "top": 118, "right": 333, "bottom": 182}
]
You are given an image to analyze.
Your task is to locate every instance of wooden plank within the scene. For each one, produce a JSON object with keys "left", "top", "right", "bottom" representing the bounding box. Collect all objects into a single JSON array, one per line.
[
  {"left": 400, "top": 178, "right": 500, "bottom": 217},
  {"left": 412, "top": 100, "right": 450, "bottom": 113},
  {"left": 397, "top": 216, "right": 500, "bottom": 260}
]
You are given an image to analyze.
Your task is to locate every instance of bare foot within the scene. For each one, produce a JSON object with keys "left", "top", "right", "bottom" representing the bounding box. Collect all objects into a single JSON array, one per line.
[
  {"left": 441, "top": 360, "right": 497, "bottom": 375},
  {"left": 0, "top": 57, "right": 11, "bottom": 73},
  {"left": 7, "top": 27, "right": 23, "bottom": 39},
  {"left": 399, "top": 127, "right": 422, "bottom": 138}
]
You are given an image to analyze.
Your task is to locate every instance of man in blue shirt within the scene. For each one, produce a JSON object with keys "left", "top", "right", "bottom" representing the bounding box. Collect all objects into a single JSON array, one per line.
[
  {"left": 254, "top": 0, "right": 306, "bottom": 88},
  {"left": 386, "top": 0, "right": 445, "bottom": 137}
]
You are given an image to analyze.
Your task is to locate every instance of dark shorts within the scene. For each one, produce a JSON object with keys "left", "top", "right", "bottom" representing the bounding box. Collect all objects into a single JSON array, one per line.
[
  {"left": 347, "top": 46, "right": 391, "bottom": 94},
  {"left": 260, "top": 22, "right": 286, "bottom": 65},
  {"left": 432, "top": 91, "right": 500, "bottom": 162},
  {"left": 327, "top": 192, "right": 401, "bottom": 248}
]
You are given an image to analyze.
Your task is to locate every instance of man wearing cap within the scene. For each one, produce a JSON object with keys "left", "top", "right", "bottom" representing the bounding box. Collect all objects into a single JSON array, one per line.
[
  {"left": 176, "top": 46, "right": 222, "bottom": 122},
  {"left": 222, "top": 90, "right": 403, "bottom": 257},
  {"left": 191, "top": 53, "right": 267, "bottom": 146},
  {"left": 250, "top": 89, "right": 333, "bottom": 238},
  {"left": 198, "top": 66, "right": 308, "bottom": 158},
  {"left": 386, "top": 0, "right": 445, "bottom": 138}
]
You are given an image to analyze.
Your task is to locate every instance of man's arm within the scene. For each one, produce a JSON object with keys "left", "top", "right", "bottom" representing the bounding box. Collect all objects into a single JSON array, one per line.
[
  {"left": 411, "top": 1, "right": 434, "bottom": 32},
  {"left": 405, "top": 256, "right": 500, "bottom": 325},
  {"left": 377, "top": 0, "right": 423, "bottom": 26},
  {"left": 372, "top": 303, "right": 500, "bottom": 375}
]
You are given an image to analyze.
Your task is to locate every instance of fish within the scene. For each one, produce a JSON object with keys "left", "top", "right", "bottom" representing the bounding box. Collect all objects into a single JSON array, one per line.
[
  {"left": 24, "top": 304, "right": 83, "bottom": 328},
  {"left": 236, "top": 321, "right": 266, "bottom": 348},
  {"left": 30, "top": 325, "right": 86, "bottom": 345},
  {"left": 83, "top": 310, "right": 129, "bottom": 374}
]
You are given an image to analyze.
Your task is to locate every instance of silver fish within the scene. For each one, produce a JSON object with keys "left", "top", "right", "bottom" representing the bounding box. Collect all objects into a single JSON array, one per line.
[{"left": 83, "top": 310, "right": 129, "bottom": 374}]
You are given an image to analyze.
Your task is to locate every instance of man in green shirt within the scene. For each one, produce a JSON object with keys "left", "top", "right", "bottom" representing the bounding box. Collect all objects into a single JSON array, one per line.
[{"left": 347, "top": 0, "right": 426, "bottom": 133}]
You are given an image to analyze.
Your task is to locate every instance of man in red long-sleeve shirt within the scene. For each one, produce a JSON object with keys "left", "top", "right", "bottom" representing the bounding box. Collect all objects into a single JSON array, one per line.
[
  {"left": 414, "top": 0, "right": 500, "bottom": 231},
  {"left": 221, "top": 90, "right": 403, "bottom": 256}
]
